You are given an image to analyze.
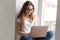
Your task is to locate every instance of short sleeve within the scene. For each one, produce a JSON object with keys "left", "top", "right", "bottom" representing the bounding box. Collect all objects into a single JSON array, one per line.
[{"left": 16, "top": 18, "right": 21, "bottom": 23}]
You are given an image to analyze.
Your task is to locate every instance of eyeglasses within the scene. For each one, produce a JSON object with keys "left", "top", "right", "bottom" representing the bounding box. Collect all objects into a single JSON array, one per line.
[{"left": 26, "top": 8, "right": 33, "bottom": 11}]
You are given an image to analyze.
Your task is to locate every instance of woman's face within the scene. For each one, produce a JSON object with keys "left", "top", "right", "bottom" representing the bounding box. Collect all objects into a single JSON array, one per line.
[{"left": 25, "top": 5, "right": 33, "bottom": 16}]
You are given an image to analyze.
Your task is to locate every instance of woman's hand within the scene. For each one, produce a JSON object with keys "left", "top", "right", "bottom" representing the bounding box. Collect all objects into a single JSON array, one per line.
[{"left": 17, "top": 31, "right": 26, "bottom": 35}]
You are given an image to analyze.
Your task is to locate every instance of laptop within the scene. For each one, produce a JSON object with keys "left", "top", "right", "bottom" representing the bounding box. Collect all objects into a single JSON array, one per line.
[{"left": 30, "top": 26, "right": 48, "bottom": 38}]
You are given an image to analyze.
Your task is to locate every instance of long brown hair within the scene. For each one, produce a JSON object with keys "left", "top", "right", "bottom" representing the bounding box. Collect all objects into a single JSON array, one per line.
[{"left": 17, "top": 1, "right": 35, "bottom": 24}]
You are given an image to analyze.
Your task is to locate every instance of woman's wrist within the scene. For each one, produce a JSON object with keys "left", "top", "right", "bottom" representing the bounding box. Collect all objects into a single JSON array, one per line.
[{"left": 17, "top": 31, "right": 26, "bottom": 35}]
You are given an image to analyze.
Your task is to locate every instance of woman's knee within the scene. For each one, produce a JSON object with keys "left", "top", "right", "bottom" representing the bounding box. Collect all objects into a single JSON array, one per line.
[
  {"left": 20, "top": 35, "right": 29, "bottom": 40},
  {"left": 46, "top": 31, "right": 54, "bottom": 39},
  {"left": 20, "top": 35, "right": 33, "bottom": 40}
]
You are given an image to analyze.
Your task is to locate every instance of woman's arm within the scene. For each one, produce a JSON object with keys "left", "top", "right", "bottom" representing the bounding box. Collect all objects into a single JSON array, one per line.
[
  {"left": 17, "top": 31, "right": 26, "bottom": 35},
  {"left": 15, "top": 14, "right": 27, "bottom": 35},
  {"left": 16, "top": 20, "right": 26, "bottom": 35}
]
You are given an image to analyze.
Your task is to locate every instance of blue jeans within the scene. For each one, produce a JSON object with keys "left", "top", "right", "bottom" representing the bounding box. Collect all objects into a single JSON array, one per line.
[{"left": 20, "top": 31, "right": 54, "bottom": 40}]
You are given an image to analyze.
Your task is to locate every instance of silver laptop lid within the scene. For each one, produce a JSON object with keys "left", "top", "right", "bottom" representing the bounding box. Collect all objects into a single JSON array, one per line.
[{"left": 30, "top": 26, "right": 48, "bottom": 38}]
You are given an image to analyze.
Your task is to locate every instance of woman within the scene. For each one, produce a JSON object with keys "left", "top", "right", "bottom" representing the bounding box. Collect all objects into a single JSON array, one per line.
[{"left": 16, "top": 1, "right": 53, "bottom": 40}]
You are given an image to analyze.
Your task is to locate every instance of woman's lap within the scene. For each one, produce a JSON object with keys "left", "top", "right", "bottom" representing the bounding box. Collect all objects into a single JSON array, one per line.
[
  {"left": 33, "top": 31, "right": 54, "bottom": 40},
  {"left": 45, "top": 31, "right": 54, "bottom": 39},
  {"left": 20, "top": 31, "right": 54, "bottom": 40},
  {"left": 20, "top": 34, "right": 33, "bottom": 40}
]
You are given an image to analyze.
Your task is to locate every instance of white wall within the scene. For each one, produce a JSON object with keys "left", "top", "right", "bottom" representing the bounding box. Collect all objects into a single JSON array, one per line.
[
  {"left": 16, "top": 0, "right": 27, "bottom": 13},
  {"left": 55, "top": 0, "right": 60, "bottom": 40},
  {"left": 0, "top": 0, "right": 15, "bottom": 40}
]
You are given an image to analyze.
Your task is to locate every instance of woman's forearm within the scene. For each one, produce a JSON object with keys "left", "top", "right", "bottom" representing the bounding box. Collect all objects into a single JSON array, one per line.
[
  {"left": 17, "top": 31, "right": 31, "bottom": 35},
  {"left": 17, "top": 31, "right": 26, "bottom": 35}
]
